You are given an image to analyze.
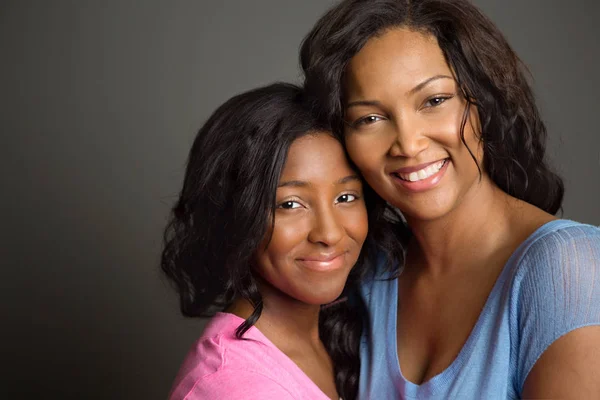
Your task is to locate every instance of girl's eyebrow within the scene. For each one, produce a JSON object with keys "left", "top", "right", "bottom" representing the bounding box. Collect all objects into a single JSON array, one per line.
[
  {"left": 278, "top": 174, "right": 360, "bottom": 188},
  {"left": 278, "top": 180, "right": 308, "bottom": 188},
  {"left": 337, "top": 174, "right": 361, "bottom": 184}
]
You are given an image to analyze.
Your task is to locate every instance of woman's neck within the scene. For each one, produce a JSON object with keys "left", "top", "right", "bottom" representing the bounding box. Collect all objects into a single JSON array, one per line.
[{"left": 404, "top": 176, "right": 520, "bottom": 274}]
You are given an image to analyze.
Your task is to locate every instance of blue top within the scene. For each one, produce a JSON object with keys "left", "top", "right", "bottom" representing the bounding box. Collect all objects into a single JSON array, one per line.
[{"left": 358, "top": 219, "right": 600, "bottom": 399}]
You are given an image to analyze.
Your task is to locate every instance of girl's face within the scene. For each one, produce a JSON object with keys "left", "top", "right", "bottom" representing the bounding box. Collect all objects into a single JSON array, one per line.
[
  {"left": 254, "top": 132, "right": 368, "bottom": 306},
  {"left": 343, "top": 27, "right": 484, "bottom": 223}
]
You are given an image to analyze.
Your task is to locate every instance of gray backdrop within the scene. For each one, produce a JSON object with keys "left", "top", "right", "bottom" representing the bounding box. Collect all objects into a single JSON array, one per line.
[{"left": 2, "top": 0, "right": 598, "bottom": 398}]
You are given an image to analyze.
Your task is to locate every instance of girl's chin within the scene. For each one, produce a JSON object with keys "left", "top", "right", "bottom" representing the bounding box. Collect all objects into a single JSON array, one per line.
[{"left": 297, "top": 287, "right": 347, "bottom": 307}]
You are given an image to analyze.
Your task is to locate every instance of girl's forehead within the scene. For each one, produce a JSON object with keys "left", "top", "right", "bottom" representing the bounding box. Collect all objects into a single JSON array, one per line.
[{"left": 279, "top": 134, "right": 354, "bottom": 183}]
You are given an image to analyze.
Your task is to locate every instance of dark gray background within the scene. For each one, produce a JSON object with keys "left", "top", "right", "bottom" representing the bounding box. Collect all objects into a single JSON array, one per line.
[{"left": 1, "top": 1, "right": 598, "bottom": 398}]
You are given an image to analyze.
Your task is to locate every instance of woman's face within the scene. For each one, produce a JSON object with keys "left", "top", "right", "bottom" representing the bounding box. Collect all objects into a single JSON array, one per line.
[
  {"left": 254, "top": 133, "right": 368, "bottom": 306},
  {"left": 343, "top": 27, "right": 484, "bottom": 223}
]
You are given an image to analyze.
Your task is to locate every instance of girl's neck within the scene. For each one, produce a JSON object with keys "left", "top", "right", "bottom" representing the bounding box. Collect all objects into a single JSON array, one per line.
[
  {"left": 226, "top": 281, "right": 323, "bottom": 352},
  {"left": 226, "top": 282, "right": 339, "bottom": 400}
]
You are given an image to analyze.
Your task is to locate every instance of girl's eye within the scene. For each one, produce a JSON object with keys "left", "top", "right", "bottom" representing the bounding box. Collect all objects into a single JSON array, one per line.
[
  {"left": 424, "top": 95, "right": 453, "bottom": 108},
  {"left": 351, "top": 115, "right": 384, "bottom": 128},
  {"left": 278, "top": 200, "right": 302, "bottom": 210},
  {"left": 336, "top": 194, "right": 358, "bottom": 204}
]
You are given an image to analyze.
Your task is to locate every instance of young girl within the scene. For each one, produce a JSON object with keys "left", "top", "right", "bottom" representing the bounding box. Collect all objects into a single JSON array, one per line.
[
  {"left": 301, "top": 0, "right": 600, "bottom": 398},
  {"left": 161, "top": 83, "right": 405, "bottom": 399}
]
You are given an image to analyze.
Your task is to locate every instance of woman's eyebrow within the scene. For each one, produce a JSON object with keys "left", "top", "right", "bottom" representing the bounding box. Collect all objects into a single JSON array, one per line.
[
  {"left": 345, "top": 75, "right": 454, "bottom": 109},
  {"left": 346, "top": 99, "right": 383, "bottom": 109},
  {"left": 408, "top": 74, "right": 454, "bottom": 96}
]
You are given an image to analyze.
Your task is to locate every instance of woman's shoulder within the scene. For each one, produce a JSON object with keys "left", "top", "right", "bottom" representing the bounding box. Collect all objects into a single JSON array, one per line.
[
  {"left": 506, "top": 220, "right": 600, "bottom": 392},
  {"left": 507, "top": 218, "right": 600, "bottom": 318},
  {"left": 511, "top": 219, "right": 600, "bottom": 269},
  {"left": 533, "top": 218, "right": 600, "bottom": 237},
  {"left": 504, "top": 218, "right": 600, "bottom": 315}
]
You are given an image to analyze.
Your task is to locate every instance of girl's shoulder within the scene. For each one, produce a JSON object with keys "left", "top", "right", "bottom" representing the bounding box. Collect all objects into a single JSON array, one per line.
[
  {"left": 169, "top": 313, "right": 292, "bottom": 399},
  {"left": 168, "top": 313, "right": 329, "bottom": 400}
]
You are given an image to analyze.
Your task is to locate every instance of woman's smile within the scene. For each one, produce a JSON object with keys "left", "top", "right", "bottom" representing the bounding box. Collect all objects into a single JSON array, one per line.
[{"left": 390, "top": 158, "right": 450, "bottom": 192}]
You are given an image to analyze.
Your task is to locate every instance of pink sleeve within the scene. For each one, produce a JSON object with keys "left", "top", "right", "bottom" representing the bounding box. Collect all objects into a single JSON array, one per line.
[{"left": 174, "top": 369, "right": 298, "bottom": 400}]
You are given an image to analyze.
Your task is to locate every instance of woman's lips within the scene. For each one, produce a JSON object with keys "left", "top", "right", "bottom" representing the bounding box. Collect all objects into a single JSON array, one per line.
[
  {"left": 390, "top": 159, "right": 450, "bottom": 192},
  {"left": 392, "top": 158, "right": 447, "bottom": 175}
]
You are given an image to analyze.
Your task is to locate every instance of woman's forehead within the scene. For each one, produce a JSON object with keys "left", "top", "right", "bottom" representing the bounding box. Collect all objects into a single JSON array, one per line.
[{"left": 345, "top": 28, "right": 452, "bottom": 97}]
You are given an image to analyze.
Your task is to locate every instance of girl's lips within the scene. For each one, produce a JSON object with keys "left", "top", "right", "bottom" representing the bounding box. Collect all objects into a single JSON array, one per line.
[
  {"left": 390, "top": 159, "right": 450, "bottom": 193},
  {"left": 297, "top": 252, "right": 347, "bottom": 272}
]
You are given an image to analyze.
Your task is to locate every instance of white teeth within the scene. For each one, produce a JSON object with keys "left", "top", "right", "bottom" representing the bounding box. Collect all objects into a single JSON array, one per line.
[{"left": 398, "top": 160, "right": 446, "bottom": 182}]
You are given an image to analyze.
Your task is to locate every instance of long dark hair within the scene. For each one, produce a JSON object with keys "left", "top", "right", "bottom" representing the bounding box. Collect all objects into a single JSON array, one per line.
[
  {"left": 300, "top": 0, "right": 563, "bottom": 214},
  {"left": 161, "top": 82, "right": 406, "bottom": 399}
]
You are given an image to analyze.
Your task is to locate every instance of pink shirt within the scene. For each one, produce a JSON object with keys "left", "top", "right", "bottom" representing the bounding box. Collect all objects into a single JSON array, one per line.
[{"left": 168, "top": 312, "right": 333, "bottom": 400}]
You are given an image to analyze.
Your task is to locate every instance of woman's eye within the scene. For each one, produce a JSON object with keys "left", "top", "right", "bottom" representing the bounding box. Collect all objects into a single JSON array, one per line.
[
  {"left": 424, "top": 96, "right": 452, "bottom": 108},
  {"left": 336, "top": 194, "right": 358, "bottom": 203},
  {"left": 278, "top": 201, "right": 302, "bottom": 210}
]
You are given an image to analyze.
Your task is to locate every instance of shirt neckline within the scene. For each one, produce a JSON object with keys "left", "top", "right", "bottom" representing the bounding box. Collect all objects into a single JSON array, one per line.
[
  {"left": 388, "top": 219, "right": 578, "bottom": 395},
  {"left": 213, "top": 312, "right": 338, "bottom": 399}
]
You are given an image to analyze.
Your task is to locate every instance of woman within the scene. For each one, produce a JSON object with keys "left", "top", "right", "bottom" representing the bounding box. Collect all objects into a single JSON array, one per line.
[
  {"left": 300, "top": 0, "right": 600, "bottom": 398},
  {"left": 161, "top": 83, "right": 404, "bottom": 399}
]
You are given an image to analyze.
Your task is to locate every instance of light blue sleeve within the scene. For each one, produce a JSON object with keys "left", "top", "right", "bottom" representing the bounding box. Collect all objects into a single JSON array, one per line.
[{"left": 516, "top": 224, "right": 600, "bottom": 393}]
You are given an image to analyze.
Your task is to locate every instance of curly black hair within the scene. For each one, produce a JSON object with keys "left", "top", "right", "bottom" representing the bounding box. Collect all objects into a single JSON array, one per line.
[
  {"left": 300, "top": 0, "right": 563, "bottom": 214},
  {"left": 161, "top": 82, "right": 407, "bottom": 400}
]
